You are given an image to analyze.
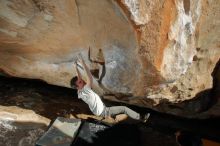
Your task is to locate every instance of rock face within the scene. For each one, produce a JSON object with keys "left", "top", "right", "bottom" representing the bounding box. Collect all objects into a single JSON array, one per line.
[{"left": 0, "top": 0, "right": 219, "bottom": 116}]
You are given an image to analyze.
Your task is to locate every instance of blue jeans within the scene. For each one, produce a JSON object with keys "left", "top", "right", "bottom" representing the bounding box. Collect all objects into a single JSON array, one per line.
[{"left": 101, "top": 106, "right": 140, "bottom": 120}]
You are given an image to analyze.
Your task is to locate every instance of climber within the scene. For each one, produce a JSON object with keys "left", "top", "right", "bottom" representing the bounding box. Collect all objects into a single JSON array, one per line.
[{"left": 70, "top": 53, "right": 150, "bottom": 123}]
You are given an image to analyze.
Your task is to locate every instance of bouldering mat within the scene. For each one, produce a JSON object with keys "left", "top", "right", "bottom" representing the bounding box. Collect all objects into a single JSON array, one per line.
[{"left": 36, "top": 117, "right": 81, "bottom": 146}]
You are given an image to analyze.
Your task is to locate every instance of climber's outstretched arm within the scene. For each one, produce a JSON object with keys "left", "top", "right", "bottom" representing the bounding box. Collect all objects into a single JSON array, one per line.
[{"left": 78, "top": 54, "right": 93, "bottom": 87}]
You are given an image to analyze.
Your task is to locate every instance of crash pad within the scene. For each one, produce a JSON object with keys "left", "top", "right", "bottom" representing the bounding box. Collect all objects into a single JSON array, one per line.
[{"left": 36, "top": 117, "right": 81, "bottom": 146}]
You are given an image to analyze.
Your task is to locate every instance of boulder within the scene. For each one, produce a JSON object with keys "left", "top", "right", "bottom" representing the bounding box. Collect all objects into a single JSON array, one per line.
[{"left": 0, "top": 0, "right": 219, "bottom": 116}]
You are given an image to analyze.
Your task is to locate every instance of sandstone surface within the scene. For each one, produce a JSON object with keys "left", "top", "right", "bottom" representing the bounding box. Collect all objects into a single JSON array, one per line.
[{"left": 0, "top": 0, "right": 219, "bottom": 116}]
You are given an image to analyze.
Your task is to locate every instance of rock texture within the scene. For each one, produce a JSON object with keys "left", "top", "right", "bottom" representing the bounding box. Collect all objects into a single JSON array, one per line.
[
  {"left": 0, "top": 105, "right": 50, "bottom": 125},
  {"left": 0, "top": 106, "right": 49, "bottom": 146},
  {"left": 0, "top": 0, "right": 219, "bottom": 116}
]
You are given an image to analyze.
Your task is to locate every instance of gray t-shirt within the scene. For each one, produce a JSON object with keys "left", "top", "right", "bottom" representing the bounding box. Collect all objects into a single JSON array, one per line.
[{"left": 78, "top": 85, "right": 105, "bottom": 116}]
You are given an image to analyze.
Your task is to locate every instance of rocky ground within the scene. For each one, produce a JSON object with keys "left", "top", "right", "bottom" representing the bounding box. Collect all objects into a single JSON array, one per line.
[{"left": 0, "top": 76, "right": 219, "bottom": 146}]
